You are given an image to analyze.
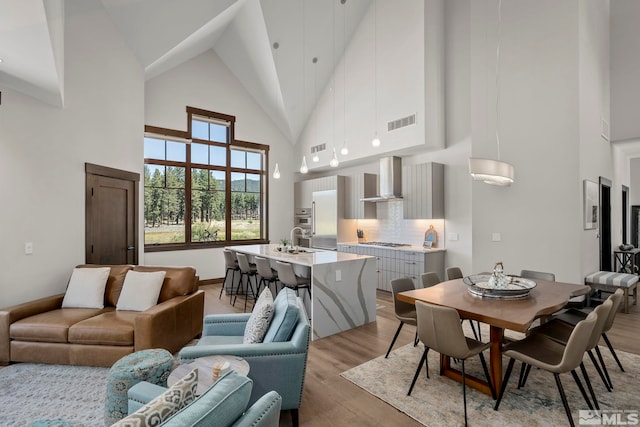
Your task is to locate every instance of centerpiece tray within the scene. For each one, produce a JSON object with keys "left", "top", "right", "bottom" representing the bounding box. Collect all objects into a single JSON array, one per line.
[{"left": 462, "top": 274, "right": 537, "bottom": 299}]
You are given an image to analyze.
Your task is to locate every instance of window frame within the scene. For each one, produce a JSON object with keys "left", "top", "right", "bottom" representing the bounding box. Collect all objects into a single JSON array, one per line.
[{"left": 144, "top": 107, "right": 270, "bottom": 252}]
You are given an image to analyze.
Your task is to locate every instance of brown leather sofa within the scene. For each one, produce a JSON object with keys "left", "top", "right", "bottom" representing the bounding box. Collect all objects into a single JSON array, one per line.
[{"left": 0, "top": 265, "right": 204, "bottom": 367}]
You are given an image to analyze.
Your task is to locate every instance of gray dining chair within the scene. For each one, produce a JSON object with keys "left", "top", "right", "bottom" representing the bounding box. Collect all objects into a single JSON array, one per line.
[
  {"left": 554, "top": 288, "right": 625, "bottom": 378},
  {"left": 409, "top": 301, "right": 494, "bottom": 427},
  {"left": 386, "top": 278, "right": 418, "bottom": 358},
  {"left": 446, "top": 267, "right": 463, "bottom": 280},
  {"left": 431, "top": 269, "right": 481, "bottom": 341},
  {"left": 520, "top": 269, "right": 586, "bottom": 307},
  {"left": 494, "top": 310, "right": 598, "bottom": 427}
]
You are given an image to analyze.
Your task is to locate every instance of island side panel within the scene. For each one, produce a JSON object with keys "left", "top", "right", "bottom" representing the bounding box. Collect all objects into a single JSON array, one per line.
[{"left": 310, "top": 257, "right": 377, "bottom": 339}]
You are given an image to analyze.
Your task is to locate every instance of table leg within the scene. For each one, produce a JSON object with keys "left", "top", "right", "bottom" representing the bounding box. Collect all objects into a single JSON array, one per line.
[{"left": 489, "top": 326, "right": 504, "bottom": 395}]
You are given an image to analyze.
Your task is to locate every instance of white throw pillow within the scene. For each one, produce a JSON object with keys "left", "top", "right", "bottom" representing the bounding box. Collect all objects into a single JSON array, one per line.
[
  {"left": 243, "top": 288, "right": 275, "bottom": 344},
  {"left": 116, "top": 270, "right": 166, "bottom": 311},
  {"left": 112, "top": 368, "right": 198, "bottom": 427},
  {"left": 61, "top": 267, "right": 111, "bottom": 309}
]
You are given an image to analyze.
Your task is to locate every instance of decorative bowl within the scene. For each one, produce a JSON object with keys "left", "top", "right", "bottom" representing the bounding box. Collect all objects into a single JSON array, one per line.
[{"left": 463, "top": 274, "right": 536, "bottom": 299}]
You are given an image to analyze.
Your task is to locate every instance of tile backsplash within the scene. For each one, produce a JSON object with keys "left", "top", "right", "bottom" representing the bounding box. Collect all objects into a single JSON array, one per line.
[{"left": 353, "top": 200, "right": 445, "bottom": 248}]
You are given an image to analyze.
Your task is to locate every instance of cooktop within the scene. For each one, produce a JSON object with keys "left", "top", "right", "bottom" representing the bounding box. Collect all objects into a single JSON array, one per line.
[{"left": 360, "top": 242, "right": 412, "bottom": 248}]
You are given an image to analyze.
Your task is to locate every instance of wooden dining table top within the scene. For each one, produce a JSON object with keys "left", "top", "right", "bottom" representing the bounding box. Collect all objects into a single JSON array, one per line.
[{"left": 397, "top": 278, "right": 590, "bottom": 333}]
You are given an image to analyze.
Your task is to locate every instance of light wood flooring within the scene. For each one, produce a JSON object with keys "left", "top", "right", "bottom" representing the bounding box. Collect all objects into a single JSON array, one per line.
[{"left": 203, "top": 284, "right": 639, "bottom": 427}]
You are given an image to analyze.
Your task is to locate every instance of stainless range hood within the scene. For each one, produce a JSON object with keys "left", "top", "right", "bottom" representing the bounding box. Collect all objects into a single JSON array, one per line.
[{"left": 360, "top": 156, "right": 403, "bottom": 202}]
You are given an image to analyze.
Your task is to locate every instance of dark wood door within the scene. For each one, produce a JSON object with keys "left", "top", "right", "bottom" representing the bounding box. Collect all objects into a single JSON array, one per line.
[
  {"left": 599, "top": 177, "right": 612, "bottom": 271},
  {"left": 86, "top": 164, "right": 139, "bottom": 264}
]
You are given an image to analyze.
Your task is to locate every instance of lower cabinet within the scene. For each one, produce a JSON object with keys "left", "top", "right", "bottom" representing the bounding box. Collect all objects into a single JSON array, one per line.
[{"left": 337, "top": 244, "right": 445, "bottom": 291}]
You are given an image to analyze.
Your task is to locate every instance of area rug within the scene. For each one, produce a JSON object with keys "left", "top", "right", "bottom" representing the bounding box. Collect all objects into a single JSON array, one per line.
[
  {"left": 341, "top": 343, "right": 640, "bottom": 427},
  {"left": 0, "top": 364, "right": 110, "bottom": 426}
]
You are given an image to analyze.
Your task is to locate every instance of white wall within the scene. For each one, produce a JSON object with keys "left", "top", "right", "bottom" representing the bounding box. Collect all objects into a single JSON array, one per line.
[
  {"left": 0, "top": 2, "right": 144, "bottom": 307},
  {"left": 579, "top": 0, "right": 613, "bottom": 278},
  {"left": 468, "top": 0, "right": 600, "bottom": 282},
  {"left": 296, "top": 0, "right": 428, "bottom": 169},
  {"left": 144, "top": 49, "right": 294, "bottom": 280}
]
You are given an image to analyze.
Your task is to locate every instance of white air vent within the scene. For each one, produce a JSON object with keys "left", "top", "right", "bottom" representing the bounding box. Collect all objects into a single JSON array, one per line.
[
  {"left": 310, "top": 143, "right": 326, "bottom": 154},
  {"left": 388, "top": 114, "right": 416, "bottom": 132}
]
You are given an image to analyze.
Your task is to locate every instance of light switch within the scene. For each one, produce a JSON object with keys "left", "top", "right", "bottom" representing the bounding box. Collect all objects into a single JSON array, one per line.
[
  {"left": 492, "top": 233, "right": 501, "bottom": 242},
  {"left": 25, "top": 242, "right": 33, "bottom": 255},
  {"left": 335, "top": 270, "right": 342, "bottom": 282},
  {"left": 449, "top": 233, "right": 459, "bottom": 241}
]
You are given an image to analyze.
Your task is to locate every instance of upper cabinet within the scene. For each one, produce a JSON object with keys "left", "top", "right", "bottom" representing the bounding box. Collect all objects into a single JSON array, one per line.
[
  {"left": 344, "top": 173, "right": 377, "bottom": 219},
  {"left": 402, "top": 162, "right": 444, "bottom": 219},
  {"left": 294, "top": 175, "right": 342, "bottom": 210}
]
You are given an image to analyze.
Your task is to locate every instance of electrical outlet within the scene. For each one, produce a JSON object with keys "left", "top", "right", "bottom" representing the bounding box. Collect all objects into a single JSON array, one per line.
[
  {"left": 449, "top": 232, "right": 459, "bottom": 241},
  {"left": 492, "top": 233, "right": 501, "bottom": 242},
  {"left": 25, "top": 242, "right": 33, "bottom": 255},
  {"left": 335, "top": 270, "right": 342, "bottom": 282}
]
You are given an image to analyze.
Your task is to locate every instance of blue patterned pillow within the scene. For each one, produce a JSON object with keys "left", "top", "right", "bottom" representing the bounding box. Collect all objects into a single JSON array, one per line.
[
  {"left": 112, "top": 369, "right": 198, "bottom": 427},
  {"left": 243, "top": 288, "right": 275, "bottom": 344}
]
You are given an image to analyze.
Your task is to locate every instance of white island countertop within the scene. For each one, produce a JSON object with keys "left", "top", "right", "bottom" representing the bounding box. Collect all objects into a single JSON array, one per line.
[{"left": 226, "top": 244, "right": 373, "bottom": 267}]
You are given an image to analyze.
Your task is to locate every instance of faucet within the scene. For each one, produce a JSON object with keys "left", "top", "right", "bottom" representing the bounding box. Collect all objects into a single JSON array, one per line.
[{"left": 290, "top": 227, "right": 306, "bottom": 249}]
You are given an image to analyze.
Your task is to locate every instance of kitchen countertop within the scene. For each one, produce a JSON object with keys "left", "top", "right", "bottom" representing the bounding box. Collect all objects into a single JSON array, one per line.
[
  {"left": 226, "top": 244, "right": 373, "bottom": 267},
  {"left": 339, "top": 242, "right": 446, "bottom": 253}
]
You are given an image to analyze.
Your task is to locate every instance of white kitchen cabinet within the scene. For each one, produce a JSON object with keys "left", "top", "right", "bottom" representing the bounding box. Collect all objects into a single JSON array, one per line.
[
  {"left": 402, "top": 162, "right": 444, "bottom": 219},
  {"left": 344, "top": 173, "right": 377, "bottom": 219},
  {"left": 336, "top": 245, "right": 445, "bottom": 291}
]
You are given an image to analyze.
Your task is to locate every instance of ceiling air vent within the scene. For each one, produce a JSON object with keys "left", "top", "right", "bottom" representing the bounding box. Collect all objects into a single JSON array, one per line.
[
  {"left": 310, "top": 143, "right": 326, "bottom": 154},
  {"left": 387, "top": 114, "right": 416, "bottom": 132}
]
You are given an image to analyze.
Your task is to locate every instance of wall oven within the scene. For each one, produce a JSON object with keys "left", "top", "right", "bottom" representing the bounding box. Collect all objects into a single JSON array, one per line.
[{"left": 294, "top": 207, "right": 313, "bottom": 229}]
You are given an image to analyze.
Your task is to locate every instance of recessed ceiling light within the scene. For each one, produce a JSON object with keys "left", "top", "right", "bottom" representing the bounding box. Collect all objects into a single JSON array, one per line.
[{"left": 0, "top": 58, "right": 4, "bottom": 63}]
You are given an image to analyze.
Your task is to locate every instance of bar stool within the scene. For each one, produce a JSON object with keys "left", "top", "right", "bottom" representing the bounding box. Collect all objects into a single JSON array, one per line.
[
  {"left": 235, "top": 253, "right": 259, "bottom": 312},
  {"left": 275, "top": 261, "right": 311, "bottom": 301},
  {"left": 254, "top": 256, "right": 280, "bottom": 295},
  {"left": 220, "top": 250, "right": 240, "bottom": 303}
]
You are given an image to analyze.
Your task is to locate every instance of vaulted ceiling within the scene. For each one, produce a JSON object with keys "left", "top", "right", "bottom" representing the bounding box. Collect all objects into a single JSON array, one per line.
[
  {"left": 0, "top": 0, "right": 372, "bottom": 143},
  {"left": 1, "top": 0, "right": 639, "bottom": 149}
]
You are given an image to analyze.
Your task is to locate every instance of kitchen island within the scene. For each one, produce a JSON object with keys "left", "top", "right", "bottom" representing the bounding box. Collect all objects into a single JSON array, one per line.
[{"left": 226, "top": 244, "right": 376, "bottom": 340}]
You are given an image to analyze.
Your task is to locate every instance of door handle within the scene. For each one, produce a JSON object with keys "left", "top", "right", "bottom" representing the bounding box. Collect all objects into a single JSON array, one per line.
[{"left": 127, "top": 246, "right": 135, "bottom": 251}]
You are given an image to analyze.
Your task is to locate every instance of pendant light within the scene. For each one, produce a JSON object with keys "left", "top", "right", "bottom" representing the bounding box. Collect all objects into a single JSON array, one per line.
[
  {"left": 329, "top": 148, "right": 339, "bottom": 167},
  {"left": 371, "top": 0, "right": 380, "bottom": 148},
  {"left": 469, "top": 0, "right": 514, "bottom": 186},
  {"left": 340, "top": 0, "right": 349, "bottom": 156},
  {"left": 273, "top": 162, "right": 281, "bottom": 179},
  {"left": 329, "top": 0, "right": 339, "bottom": 168},
  {"left": 271, "top": 41, "right": 281, "bottom": 179},
  {"left": 300, "top": 156, "right": 308, "bottom": 174}
]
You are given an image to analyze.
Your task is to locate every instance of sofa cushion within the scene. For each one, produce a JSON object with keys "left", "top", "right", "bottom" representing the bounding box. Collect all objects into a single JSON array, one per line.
[
  {"left": 68, "top": 311, "right": 137, "bottom": 346},
  {"left": 133, "top": 266, "right": 196, "bottom": 303},
  {"left": 76, "top": 264, "right": 133, "bottom": 307},
  {"left": 243, "top": 288, "right": 274, "bottom": 344},
  {"left": 197, "top": 335, "right": 244, "bottom": 346},
  {"left": 10, "top": 308, "right": 110, "bottom": 343},
  {"left": 61, "top": 267, "right": 111, "bottom": 309},
  {"left": 114, "top": 369, "right": 198, "bottom": 427},
  {"left": 162, "top": 370, "right": 252, "bottom": 427},
  {"left": 262, "top": 288, "right": 299, "bottom": 343},
  {"left": 117, "top": 271, "right": 166, "bottom": 311}
]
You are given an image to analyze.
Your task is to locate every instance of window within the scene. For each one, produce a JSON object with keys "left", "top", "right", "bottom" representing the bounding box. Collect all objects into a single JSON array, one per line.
[{"left": 144, "top": 107, "right": 269, "bottom": 250}]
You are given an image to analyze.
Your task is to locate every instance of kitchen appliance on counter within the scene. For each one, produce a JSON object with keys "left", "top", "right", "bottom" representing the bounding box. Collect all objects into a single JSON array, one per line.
[{"left": 311, "top": 189, "right": 338, "bottom": 250}]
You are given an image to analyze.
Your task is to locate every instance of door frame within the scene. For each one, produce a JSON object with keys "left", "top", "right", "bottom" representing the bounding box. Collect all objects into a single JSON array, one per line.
[
  {"left": 599, "top": 176, "right": 612, "bottom": 271},
  {"left": 85, "top": 163, "right": 139, "bottom": 264}
]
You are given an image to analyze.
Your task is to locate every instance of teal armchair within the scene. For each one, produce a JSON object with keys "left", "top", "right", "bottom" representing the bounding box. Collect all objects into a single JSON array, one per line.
[
  {"left": 178, "top": 288, "right": 310, "bottom": 427},
  {"left": 125, "top": 371, "right": 281, "bottom": 427}
]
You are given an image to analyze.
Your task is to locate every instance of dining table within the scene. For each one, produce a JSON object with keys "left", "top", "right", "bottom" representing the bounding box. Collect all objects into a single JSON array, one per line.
[{"left": 397, "top": 277, "right": 590, "bottom": 396}]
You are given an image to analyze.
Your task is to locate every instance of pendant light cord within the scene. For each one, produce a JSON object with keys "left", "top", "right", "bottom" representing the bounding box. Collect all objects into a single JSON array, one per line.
[{"left": 495, "top": 0, "right": 502, "bottom": 160}]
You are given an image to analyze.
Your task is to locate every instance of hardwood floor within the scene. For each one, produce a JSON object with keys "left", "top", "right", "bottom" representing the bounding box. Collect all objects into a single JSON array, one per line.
[{"left": 202, "top": 284, "right": 639, "bottom": 427}]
